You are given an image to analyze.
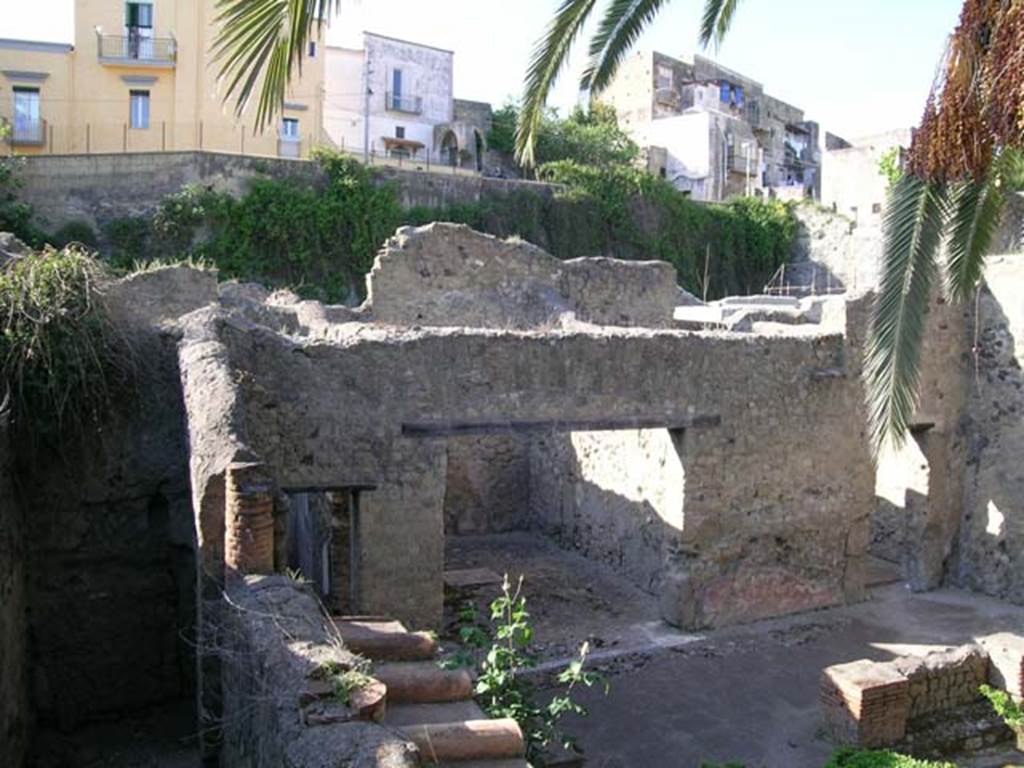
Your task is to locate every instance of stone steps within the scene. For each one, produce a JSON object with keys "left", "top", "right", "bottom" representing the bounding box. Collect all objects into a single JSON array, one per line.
[
  {"left": 334, "top": 617, "right": 439, "bottom": 661},
  {"left": 374, "top": 661, "right": 475, "bottom": 704},
  {"left": 399, "top": 718, "right": 526, "bottom": 763},
  {"left": 341, "top": 615, "right": 529, "bottom": 767}
]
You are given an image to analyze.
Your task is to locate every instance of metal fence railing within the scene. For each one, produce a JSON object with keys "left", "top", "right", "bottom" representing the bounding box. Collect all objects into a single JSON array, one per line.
[
  {"left": 8, "top": 119, "right": 46, "bottom": 146},
  {"left": 97, "top": 33, "right": 177, "bottom": 63},
  {"left": 385, "top": 92, "right": 423, "bottom": 114},
  {"left": 0, "top": 120, "right": 487, "bottom": 179}
]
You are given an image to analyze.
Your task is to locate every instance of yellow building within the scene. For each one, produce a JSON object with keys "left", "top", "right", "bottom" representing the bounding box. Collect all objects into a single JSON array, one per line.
[{"left": 0, "top": 0, "right": 324, "bottom": 157}]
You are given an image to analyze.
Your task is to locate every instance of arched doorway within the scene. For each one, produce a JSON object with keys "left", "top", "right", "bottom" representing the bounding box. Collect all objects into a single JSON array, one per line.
[
  {"left": 440, "top": 131, "right": 458, "bottom": 167},
  {"left": 473, "top": 129, "right": 485, "bottom": 172}
]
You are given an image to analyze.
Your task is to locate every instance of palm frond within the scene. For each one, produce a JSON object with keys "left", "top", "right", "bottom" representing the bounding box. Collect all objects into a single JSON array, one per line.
[
  {"left": 582, "top": 0, "right": 671, "bottom": 93},
  {"left": 945, "top": 177, "right": 1003, "bottom": 302},
  {"left": 945, "top": 148, "right": 1024, "bottom": 300},
  {"left": 699, "top": 0, "right": 742, "bottom": 49},
  {"left": 212, "top": 0, "right": 339, "bottom": 132},
  {"left": 515, "top": 0, "right": 599, "bottom": 168},
  {"left": 865, "top": 174, "right": 948, "bottom": 451}
]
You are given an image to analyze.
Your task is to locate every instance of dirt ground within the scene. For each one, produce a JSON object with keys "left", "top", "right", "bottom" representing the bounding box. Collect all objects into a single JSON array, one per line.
[{"left": 446, "top": 532, "right": 1024, "bottom": 768}]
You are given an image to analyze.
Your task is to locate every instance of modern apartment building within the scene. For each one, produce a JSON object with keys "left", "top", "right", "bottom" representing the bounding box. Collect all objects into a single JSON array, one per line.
[
  {"left": 602, "top": 50, "right": 821, "bottom": 201},
  {"left": 0, "top": 0, "right": 324, "bottom": 157},
  {"left": 323, "top": 32, "right": 491, "bottom": 170}
]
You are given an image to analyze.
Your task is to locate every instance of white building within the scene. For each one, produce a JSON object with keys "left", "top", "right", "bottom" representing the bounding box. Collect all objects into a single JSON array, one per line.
[
  {"left": 821, "top": 129, "right": 913, "bottom": 226},
  {"left": 324, "top": 32, "right": 489, "bottom": 169}
]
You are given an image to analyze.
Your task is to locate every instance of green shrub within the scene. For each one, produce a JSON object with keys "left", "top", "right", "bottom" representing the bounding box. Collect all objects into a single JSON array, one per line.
[
  {"left": 980, "top": 684, "right": 1024, "bottom": 728},
  {"left": 0, "top": 245, "right": 135, "bottom": 442},
  {"left": 0, "top": 158, "right": 49, "bottom": 248},
  {"left": 104, "top": 216, "right": 152, "bottom": 268},
  {"left": 824, "top": 748, "right": 956, "bottom": 768},
  {"left": 52, "top": 220, "right": 98, "bottom": 249}
]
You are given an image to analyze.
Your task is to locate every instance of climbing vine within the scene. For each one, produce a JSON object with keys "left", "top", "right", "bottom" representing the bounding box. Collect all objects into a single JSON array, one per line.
[{"left": 94, "top": 149, "right": 796, "bottom": 302}]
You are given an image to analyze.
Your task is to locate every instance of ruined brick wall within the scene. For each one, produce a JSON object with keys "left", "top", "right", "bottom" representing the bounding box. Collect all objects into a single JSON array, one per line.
[
  {"left": 822, "top": 645, "right": 990, "bottom": 749},
  {"left": 958, "top": 255, "right": 1024, "bottom": 602},
  {"left": 0, "top": 417, "right": 26, "bottom": 768}
]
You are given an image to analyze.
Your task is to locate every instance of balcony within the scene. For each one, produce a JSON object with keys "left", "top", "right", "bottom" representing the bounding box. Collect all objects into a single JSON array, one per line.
[
  {"left": 97, "top": 32, "right": 176, "bottom": 67},
  {"left": 278, "top": 134, "right": 302, "bottom": 159},
  {"left": 386, "top": 92, "right": 422, "bottom": 115},
  {"left": 5, "top": 119, "right": 46, "bottom": 147}
]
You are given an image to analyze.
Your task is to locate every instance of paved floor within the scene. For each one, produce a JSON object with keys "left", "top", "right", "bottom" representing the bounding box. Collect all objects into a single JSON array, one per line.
[{"left": 447, "top": 532, "right": 1024, "bottom": 768}]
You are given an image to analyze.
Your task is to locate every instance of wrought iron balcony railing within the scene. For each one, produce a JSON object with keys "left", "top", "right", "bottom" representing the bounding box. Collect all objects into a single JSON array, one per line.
[
  {"left": 6, "top": 119, "right": 46, "bottom": 146},
  {"left": 386, "top": 92, "right": 423, "bottom": 114},
  {"left": 97, "top": 32, "right": 176, "bottom": 65}
]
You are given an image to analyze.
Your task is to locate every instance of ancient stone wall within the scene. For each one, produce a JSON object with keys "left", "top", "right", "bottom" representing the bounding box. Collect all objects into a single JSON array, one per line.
[
  {"left": 958, "top": 255, "right": 1024, "bottom": 602},
  {"left": 528, "top": 429, "right": 684, "bottom": 595},
  {"left": 220, "top": 575, "right": 416, "bottom": 768},
  {"left": 366, "top": 224, "right": 679, "bottom": 329},
  {"left": 822, "top": 645, "right": 992, "bottom": 749},
  {"left": 178, "top": 225, "right": 875, "bottom": 631},
  {"left": 23, "top": 268, "right": 215, "bottom": 736},
  {"left": 0, "top": 416, "right": 26, "bottom": 768},
  {"left": 444, "top": 434, "right": 530, "bottom": 534}
]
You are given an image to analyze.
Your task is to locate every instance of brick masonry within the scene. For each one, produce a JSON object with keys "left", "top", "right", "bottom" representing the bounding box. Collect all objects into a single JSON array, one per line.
[{"left": 821, "top": 643, "right": 1006, "bottom": 750}]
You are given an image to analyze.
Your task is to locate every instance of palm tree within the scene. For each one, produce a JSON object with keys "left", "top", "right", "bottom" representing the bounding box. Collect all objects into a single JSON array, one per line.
[
  {"left": 213, "top": 0, "right": 1023, "bottom": 450},
  {"left": 212, "top": 0, "right": 339, "bottom": 132},
  {"left": 515, "top": 0, "right": 1024, "bottom": 451}
]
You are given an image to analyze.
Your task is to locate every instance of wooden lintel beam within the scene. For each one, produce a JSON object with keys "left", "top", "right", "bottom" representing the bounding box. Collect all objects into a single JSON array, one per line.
[{"left": 401, "top": 414, "right": 721, "bottom": 438}]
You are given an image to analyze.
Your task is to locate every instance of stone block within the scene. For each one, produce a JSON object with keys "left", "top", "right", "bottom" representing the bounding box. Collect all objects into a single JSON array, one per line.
[{"left": 980, "top": 632, "right": 1024, "bottom": 701}]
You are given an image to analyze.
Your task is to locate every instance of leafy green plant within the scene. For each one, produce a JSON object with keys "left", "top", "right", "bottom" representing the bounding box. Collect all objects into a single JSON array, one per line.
[
  {"left": 878, "top": 148, "right": 905, "bottom": 188},
  {"left": 824, "top": 748, "right": 955, "bottom": 768},
  {"left": 452, "top": 575, "right": 607, "bottom": 765},
  {"left": 0, "top": 158, "right": 49, "bottom": 248},
  {"left": 52, "top": 220, "right": 99, "bottom": 250},
  {"left": 311, "top": 658, "right": 376, "bottom": 707},
  {"left": 980, "top": 683, "right": 1024, "bottom": 729},
  {"left": 0, "top": 245, "right": 136, "bottom": 443}
]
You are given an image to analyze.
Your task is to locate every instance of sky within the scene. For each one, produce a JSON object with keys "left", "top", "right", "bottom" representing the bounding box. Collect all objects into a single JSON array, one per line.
[{"left": 1, "top": 0, "right": 964, "bottom": 140}]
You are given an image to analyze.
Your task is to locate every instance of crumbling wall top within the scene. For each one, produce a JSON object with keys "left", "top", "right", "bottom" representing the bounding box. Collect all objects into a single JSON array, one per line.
[{"left": 364, "top": 223, "right": 679, "bottom": 329}]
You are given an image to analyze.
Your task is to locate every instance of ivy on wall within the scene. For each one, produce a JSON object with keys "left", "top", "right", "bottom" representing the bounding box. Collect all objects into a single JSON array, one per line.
[{"left": 97, "top": 150, "right": 797, "bottom": 303}]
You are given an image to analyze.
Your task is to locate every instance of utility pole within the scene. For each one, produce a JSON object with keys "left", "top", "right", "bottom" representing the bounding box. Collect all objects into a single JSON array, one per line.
[{"left": 362, "top": 57, "right": 373, "bottom": 163}]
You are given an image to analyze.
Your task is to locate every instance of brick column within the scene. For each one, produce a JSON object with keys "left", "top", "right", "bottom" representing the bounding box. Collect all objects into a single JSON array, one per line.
[
  {"left": 224, "top": 462, "right": 275, "bottom": 580},
  {"left": 327, "top": 491, "right": 352, "bottom": 615},
  {"left": 821, "top": 659, "right": 910, "bottom": 747}
]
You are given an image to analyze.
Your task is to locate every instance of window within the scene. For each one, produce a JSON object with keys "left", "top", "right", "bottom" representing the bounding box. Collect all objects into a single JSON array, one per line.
[
  {"left": 125, "top": 1, "right": 153, "bottom": 29},
  {"left": 872, "top": 202, "right": 882, "bottom": 214},
  {"left": 129, "top": 90, "right": 150, "bottom": 129},
  {"left": 655, "top": 64, "right": 673, "bottom": 90},
  {"left": 395, "top": 126, "right": 405, "bottom": 139},
  {"left": 125, "top": 1, "right": 154, "bottom": 58},
  {"left": 281, "top": 117, "right": 300, "bottom": 139},
  {"left": 392, "top": 68, "right": 403, "bottom": 97},
  {"left": 13, "top": 87, "right": 40, "bottom": 140},
  {"left": 308, "top": 41, "right": 317, "bottom": 58}
]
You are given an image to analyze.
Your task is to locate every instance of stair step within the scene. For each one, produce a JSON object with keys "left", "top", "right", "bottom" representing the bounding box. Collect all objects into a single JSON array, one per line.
[
  {"left": 430, "top": 760, "right": 531, "bottom": 768},
  {"left": 335, "top": 618, "right": 439, "bottom": 661},
  {"left": 375, "top": 662, "right": 474, "bottom": 703},
  {"left": 384, "top": 700, "right": 487, "bottom": 727},
  {"left": 400, "top": 718, "right": 525, "bottom": 763}
]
